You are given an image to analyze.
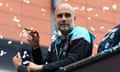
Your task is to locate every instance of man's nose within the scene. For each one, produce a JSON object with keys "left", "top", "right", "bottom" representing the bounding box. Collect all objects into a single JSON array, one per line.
[
  {"left": 61, "top": 15, "right": 66, "bottom": 20},
  {"left": 62, "top": 20, "right": 66, "bottom": 23}
]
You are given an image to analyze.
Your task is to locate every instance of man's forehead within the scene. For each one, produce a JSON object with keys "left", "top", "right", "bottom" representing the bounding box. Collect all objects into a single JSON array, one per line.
[
  {"left": 58, "top": 4, "right": 72, "bottom": 8},
  {"left": 55, "top": 3, "right": 74, "bottom": 13}
]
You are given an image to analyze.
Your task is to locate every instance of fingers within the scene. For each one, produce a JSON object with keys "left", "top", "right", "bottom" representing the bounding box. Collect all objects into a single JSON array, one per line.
[
  {"left": 27, "top": 31, "right": 39, "bottom": 43},
  {"left": 24, "top": 28, "right": 40, "bottom": 48},
  {"left": 27, "top": 62, "right": 33, "bottom": 71},
  {"left": 33, "top": 31, "right": 39, "bottom": 37},
  {"left": 17, "top": 52, "right": 21, "bottom": 58},
  {"left": 14, "top": 52, "right": 21, "bottom": 61},
  {"left": 27, "top": 62, "right": 38, "bottom": 71},
  {"left": 12, "top": 52, "right": 22, "bottom": 68},
  {"left": 29, "top": 30, "right": 39, "bottom": 38},
  {"left": 24, "top": 28, "right": 39, "bottom": 39},
  {"left": 13, "top": 52, "right": 21, "bottom": 60}
]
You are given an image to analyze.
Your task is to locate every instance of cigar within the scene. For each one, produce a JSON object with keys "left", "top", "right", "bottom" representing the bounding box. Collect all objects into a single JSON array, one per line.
[
  {"left": 24, "top": 28, "right": 36, "bottom": 33},
  {"left": 24, "top": 28, "right": 32, "bottom": 31}
]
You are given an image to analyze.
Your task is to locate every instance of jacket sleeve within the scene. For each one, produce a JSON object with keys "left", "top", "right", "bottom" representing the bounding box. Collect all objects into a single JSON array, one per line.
[
  {"left": 32, "top": 47, "right": 44, "bottom": 64},
  {"left": 17, "top": 65, "right": 28, "bottom": 72},
  {"left": 42, "top": 38, "right": 91, "bottom": 72}
]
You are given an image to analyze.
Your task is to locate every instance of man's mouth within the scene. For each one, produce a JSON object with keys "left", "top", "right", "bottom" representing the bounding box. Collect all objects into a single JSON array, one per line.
[{"left": 59, "top": 23, "right": 69, "bottom": 27}]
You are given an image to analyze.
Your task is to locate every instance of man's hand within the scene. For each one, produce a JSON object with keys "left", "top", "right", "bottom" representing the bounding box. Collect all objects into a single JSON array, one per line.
[
  {"left": 27, "top": 62, "right": 43, "bottom": 71},
  {"left": 24, "top": 28, "right": 40, "bottom": 49},
  {"left": 12, "top": 52, "right": 22, "bottom": 68}
]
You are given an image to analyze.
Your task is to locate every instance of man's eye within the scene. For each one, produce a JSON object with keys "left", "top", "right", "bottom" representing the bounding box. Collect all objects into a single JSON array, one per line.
[
  {"left": 65, "top": 13, "right": 71, "bottom": 17},
  {"left": 56, "top": 13, "right": 71, "bottom": 18},
  {"left": 57, "top": 14, "right": 62, "bottom": 18}
]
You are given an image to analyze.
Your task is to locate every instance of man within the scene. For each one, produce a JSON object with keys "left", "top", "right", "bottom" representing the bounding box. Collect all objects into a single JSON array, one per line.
[
  {"left": 13, "top": 3, "right": 95, "bottom": 72},
  {"left": 98, "top": 24, "right": 120, "bottom": 53}
]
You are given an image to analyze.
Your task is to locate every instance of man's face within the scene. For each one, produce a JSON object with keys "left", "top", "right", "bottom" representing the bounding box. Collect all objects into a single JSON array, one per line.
[{"left": 55, "top": 4, "right": 75, "bottom": 34}]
